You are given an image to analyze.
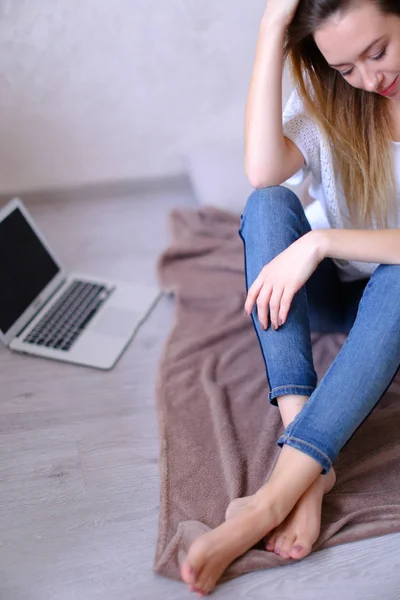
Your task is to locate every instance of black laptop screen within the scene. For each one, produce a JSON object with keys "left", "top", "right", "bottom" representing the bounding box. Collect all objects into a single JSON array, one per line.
[{"left": 0, "top": 207, "right": 60, "bottom": 334}]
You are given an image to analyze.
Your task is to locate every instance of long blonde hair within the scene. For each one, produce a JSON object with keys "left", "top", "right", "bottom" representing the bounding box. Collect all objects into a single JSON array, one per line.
[{"left": 285, "top": 0, "right": 399, "bottom": 228}]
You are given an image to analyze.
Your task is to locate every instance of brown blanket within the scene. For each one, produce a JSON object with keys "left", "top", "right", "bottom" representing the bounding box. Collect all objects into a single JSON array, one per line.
[{"left": 154, "top": 206, "right": 400, "bottom": 583}]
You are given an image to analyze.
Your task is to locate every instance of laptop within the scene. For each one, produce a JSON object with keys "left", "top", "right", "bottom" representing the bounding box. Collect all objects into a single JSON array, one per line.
[{"left": 0, "top": 197, "right": 161, "bottom": 369}]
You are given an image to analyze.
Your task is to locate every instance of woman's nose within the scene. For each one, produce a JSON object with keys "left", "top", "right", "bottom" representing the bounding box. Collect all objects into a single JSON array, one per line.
[{"left": 362, "top": 69, "right": 383, "bottom": 93}]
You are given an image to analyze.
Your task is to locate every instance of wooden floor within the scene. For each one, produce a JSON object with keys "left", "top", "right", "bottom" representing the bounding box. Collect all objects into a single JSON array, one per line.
[{"left": 1, "top": 183, "right": 399, "bottom": 600}]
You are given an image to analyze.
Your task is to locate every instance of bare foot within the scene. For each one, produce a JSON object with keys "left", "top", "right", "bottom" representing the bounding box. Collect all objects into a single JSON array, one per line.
[
  {"left": 181, "top": 495, "right": 283, "bottom": 596},
  {"left": 181, "top": 444, "right": 326, "bottom": 594},
  {"left": 265, "top": 467, "right": 336, "bottom": 559},
  {"left": 226, "top": 468, "right": 336, "bottom": 561}
]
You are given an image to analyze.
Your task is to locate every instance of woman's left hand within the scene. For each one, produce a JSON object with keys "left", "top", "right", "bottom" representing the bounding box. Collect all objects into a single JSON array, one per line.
[{"left": 244, "top": 230, "right": 325, "bottom": 330}]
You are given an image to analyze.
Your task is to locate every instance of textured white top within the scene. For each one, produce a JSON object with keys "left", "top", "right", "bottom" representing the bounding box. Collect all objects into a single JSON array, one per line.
[{"left": 282, "top": 88, "right": 400, "bottom": 282}]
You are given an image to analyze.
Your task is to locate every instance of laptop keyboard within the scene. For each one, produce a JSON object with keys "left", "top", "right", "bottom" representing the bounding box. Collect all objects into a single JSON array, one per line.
[{"left": 23, "top": 280, "right": 114, "bottom": 352}]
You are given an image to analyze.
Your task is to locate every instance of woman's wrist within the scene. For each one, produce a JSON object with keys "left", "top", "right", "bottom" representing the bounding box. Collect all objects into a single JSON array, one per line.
[
  {"left": 260, "top": 12, "right": 289, "bottom": 35},
  {"left": 307, "top": 229, "right": 330, "bottom": 263}
]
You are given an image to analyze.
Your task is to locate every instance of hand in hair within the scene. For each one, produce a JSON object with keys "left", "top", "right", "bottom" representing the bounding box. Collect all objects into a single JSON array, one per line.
[{"left": 263, "top": 0, "right": 301, "bottom": 27}]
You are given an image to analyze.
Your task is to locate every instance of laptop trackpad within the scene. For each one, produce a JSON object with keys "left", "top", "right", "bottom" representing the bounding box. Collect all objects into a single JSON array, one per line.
[{"left": 92, "top": 307, "right": 137, "bottom": 338}]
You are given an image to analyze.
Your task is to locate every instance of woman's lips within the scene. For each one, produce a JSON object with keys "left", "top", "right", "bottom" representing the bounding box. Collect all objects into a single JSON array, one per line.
[{"left": 379, "top": 76, "right": 399, "bottom": 96}]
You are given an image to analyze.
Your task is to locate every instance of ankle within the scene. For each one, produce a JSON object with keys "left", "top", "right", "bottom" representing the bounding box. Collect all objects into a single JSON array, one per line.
[
  {"left": 323, "top": 467, "right": 336, "bottom": 491},
  {"left": 277, "top": 394, "right": 309, "bottom": 429},
  {"left": 253, "top": 485, "right": 288, "bottom": 525}
]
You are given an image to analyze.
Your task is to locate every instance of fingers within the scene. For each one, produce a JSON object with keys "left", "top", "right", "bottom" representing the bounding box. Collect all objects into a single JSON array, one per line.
[
  {"left": 244, "top": 277, "right": 263, "bottom": 316},
  {"left": 279, "top": 287, "right": 294, "bottom": 326},
  {"left": 269, "top": 286, "right": 284, "bottom": 330},
  {"left": 244, "top": 282, "right": 293, "bottom": 330},
  {"left": 244, "top": 269, "right": 294, "bottom": 330},
  {"left": 257, "top": 284, "right": 272, "bottom": 330}
]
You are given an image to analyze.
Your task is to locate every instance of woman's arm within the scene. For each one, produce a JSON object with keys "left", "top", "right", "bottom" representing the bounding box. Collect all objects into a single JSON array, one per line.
[
  {"left": 244, "top": 4, "right": 304, "bottom": 188},
  {"left": 245, "top": 228, "right": 400, "bottom": 332},
  {"left": 313, "top": 228, "right": 400, "bottom": 264}
]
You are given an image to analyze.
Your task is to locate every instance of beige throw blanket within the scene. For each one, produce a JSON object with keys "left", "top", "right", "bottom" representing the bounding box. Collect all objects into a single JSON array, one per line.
[{"left": 154, "top": 206, "right": 400, "bottom": 583}]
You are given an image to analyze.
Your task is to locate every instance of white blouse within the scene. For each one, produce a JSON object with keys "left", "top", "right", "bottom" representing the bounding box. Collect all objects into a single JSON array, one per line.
[{"left": 283, "top": 89, "right": 400, "bottom": 282}]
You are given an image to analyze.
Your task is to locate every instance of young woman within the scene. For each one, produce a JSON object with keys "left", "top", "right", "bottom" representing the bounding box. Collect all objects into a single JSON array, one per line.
[{"left": 181, "top": 0, "right": 400, "bottom": 595}]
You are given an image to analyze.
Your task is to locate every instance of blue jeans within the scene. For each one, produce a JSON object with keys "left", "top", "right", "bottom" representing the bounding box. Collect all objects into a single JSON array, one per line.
[{"left": 239, "top": 186, "right": 400, "bottom": 474}]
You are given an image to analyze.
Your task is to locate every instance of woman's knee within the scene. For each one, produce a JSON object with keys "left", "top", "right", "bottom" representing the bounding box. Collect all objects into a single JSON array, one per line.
[
  {"left": 240, "top": 186, "right": 306, "bottom": 241},
  {"left": 360, "top": 264, "right": 400, "bottom": 324},
  {"left": 242, "top": 185, "right": 303, "bottom": 223},
  {"left": 372, "top": 264, "right": 400, "bottom": 292}
]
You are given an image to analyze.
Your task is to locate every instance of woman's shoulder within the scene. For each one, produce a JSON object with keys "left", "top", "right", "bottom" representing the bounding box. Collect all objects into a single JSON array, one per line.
[
  {"left": 283, "top": 86, "right": 330, "bottom": 152},
  {"left": 283, "top": 87, "right": 321, "bottom": 148},
  {"left": 283, "top": 86, "right": 318, "bottom": 122},
  {"left": 282, "top": 86, "right": 337, "bottom": 187}
]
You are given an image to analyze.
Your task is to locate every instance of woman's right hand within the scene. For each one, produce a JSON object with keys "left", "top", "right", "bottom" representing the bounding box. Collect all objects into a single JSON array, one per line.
[{"left": 263, "top": 0, "right": 301, "bottom": 28}]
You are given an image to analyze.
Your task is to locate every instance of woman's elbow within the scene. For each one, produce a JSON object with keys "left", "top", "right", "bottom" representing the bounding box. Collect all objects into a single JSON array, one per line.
[{"left": 245, "top": 167, "right": 281, "bottom": 190}]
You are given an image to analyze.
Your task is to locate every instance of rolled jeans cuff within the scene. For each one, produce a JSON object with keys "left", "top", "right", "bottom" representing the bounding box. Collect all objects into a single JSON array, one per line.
[
  {"left": 268, "top": 384, "right": 316, "bottom": 407},
  {"left": 276, "top": 431, "right": 333, "bottom": 475}
]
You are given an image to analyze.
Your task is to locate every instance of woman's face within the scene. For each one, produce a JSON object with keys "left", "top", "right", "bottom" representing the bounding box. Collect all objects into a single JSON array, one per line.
[{"left": 314, "top": 2, "right": 400, "bottom": 101}]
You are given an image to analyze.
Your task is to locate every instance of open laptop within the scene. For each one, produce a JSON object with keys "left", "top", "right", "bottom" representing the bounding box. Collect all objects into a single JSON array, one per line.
[{"left": 0, "top": 197, "right": 161, "bottom": 369}]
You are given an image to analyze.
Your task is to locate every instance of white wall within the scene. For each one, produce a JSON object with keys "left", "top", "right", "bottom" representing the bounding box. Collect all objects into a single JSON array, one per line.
[{"left": 0, "top": 0, "right": 293, "bottom": 193}]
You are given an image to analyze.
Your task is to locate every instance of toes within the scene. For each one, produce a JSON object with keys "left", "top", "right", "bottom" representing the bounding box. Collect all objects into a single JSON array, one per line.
[
  {"left": 265, "top": 532, "right": 277, "bottom": 552},
  {"left": 289, "top": 542, "right": 313, "bottom": 560},
  {"left": 201, "top": 575, "right": 216, "bottom": 596},
  {"left": 190, "top": 582, "right": 206, "bottom": 596},
  {"left": 194, "top": 571, "right": 216, "bottom": 596},
  {"left": 265, "top": 541, "right": 274, "bottom": 552},
  {"left": 182, "top": 536, "right": 210, "bottom": 588},
  {"left": 181, "top": 561, "right": 197, "bottom": 585},
  {"left": 189, "top": 583, "right": 201, "bottom": 595},
  {"left": 274, "top": 534, "right": 286, "bottom": 557},
  {"left": 280, "top": 533, "right": 296, "bottom": 559}
]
